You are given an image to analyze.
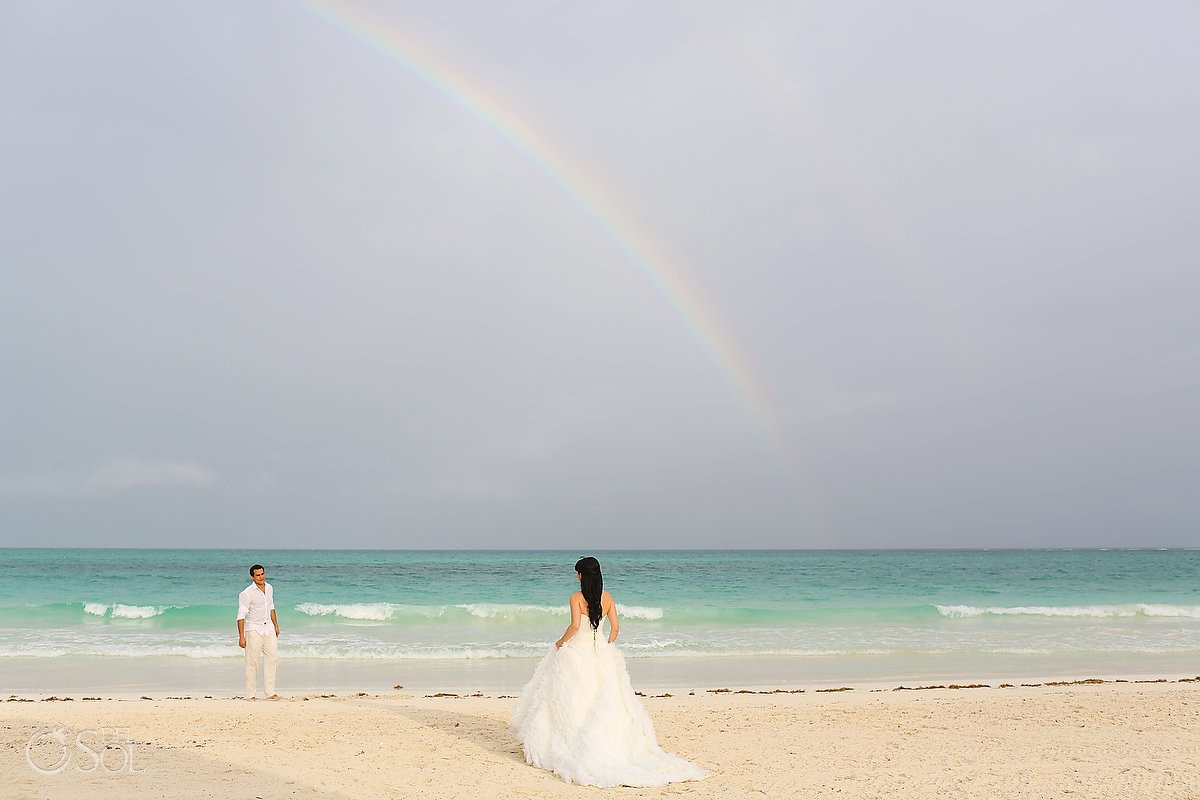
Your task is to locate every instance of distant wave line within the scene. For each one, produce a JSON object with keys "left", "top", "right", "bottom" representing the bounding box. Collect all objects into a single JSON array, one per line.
[
  {"left": 936, "top": 604, "right": 1200, "bottom": 619},
  {"left": 9, "top": 600, "right": 1200, "bottom": 627},
  {"left": 5, "top": 639, "right": 1199, "bottom": 661},
  {"left": 293, "top": 602, "right": 666, "bottom": 622}
]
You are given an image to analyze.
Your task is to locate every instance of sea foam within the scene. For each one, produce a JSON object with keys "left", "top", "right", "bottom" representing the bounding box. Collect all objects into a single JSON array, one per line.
[
  {"left": 294, "top": 603, "right": 396, "bottom": 621},
  {"left": 82, "top": 602, "right": 167, "bottom": 619},
  {"left": 290, "top": 602, "right": 666, "bottom": 624},
  {"left": 936, "top": 604, "right": 1200, "bottom": 619},
  {"left": 457, "top": 604, "right": 564, "bottom": 620}
]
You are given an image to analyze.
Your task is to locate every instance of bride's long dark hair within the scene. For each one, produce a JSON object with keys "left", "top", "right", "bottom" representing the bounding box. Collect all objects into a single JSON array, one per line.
[{"left": 574, "top": 557, "right": 603, "bottom": 629}]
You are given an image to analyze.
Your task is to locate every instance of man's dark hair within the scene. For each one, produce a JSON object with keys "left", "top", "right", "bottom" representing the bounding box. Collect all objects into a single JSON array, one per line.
[{"left": 250, "top": 564, "right": 265, "bottom": 577}]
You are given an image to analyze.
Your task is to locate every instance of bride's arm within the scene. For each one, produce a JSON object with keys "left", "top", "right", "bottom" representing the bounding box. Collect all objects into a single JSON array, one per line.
[
  {"left": 605, "top": 593, "right": 619, "bottom": 644},
  {"left": 555, "top": 594, "right": 582, "bottom": 648}
]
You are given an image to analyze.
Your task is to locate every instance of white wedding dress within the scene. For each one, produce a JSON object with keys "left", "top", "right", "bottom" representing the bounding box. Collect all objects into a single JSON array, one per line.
[{"left": 510, "top": 623, "right": 708, "bottom": 787}]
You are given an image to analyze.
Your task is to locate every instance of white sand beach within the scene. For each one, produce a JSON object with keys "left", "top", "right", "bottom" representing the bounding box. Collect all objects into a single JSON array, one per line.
[{"left": 3, "top": 677, "right": 1198, "bottom": 800}]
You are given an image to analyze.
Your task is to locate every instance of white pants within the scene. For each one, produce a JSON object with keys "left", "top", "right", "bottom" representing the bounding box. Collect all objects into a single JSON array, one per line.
[{"left": 244, "top": 630, "right": 278, "bottom": 698}]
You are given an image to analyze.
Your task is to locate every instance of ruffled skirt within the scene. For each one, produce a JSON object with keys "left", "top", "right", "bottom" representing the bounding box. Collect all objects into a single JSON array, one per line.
[{"left": 509, "top": 630, "right": 708, "bottom": 787}]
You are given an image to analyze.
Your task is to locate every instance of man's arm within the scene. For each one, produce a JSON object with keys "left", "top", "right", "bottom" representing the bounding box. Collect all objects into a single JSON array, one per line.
[
  {"left": 237, "top": 589, "right": 249, "bottom": 649},
  {"left": 270, "top": 608, "right": 279, "bottom": 637}
]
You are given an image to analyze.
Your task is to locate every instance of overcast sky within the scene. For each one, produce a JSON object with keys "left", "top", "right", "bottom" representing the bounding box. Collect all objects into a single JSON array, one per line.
[{"left": 2, "top": 1, "right": 1196, "bottom": 549}]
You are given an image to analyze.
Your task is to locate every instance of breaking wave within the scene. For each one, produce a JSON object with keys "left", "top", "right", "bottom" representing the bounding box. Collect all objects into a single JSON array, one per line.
[{"left": 936, "top": 604, "right": 1200, "bottom": 619}]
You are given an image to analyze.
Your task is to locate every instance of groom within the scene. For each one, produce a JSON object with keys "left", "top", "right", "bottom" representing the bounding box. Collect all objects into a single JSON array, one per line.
[{"left": 236, "top": 564, "right": 281, "bottom": 700}]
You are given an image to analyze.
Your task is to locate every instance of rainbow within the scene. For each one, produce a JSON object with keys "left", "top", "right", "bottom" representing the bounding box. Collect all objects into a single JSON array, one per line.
[
  {"left": 293, "top": 0, "right": 833, "bottom": 539},
  {"left": 294, "top": 1, "right": 773, "bottom": 432}
]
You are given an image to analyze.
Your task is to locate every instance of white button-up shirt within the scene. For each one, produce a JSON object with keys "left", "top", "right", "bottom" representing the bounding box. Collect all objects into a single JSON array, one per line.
[{"left": 237, "top": 582, "right": 275, "bottom": 635}]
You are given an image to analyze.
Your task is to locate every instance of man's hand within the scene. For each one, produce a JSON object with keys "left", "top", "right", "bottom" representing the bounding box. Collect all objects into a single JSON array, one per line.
[{"left": 239, "top": 636, "right": 247, "bottom": 649}]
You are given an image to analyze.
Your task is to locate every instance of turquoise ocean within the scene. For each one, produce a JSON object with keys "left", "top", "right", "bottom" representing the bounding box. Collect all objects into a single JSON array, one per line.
[{"left": 2, "top": 549, "right": 1198, "bottom": 694}]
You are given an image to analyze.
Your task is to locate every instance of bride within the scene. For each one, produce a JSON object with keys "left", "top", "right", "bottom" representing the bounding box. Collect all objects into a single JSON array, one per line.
[{"left": 509, "top": 557, "right": 708, "bottom": 787}]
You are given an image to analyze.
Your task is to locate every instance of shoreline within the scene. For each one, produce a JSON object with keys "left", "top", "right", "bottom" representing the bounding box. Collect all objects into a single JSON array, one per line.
[
  {"left": 5, "top": 668, "right": 1197, "bottom": 702},
  {"left": 6, "top": 648, "right": 1200, "bottom": 698}
]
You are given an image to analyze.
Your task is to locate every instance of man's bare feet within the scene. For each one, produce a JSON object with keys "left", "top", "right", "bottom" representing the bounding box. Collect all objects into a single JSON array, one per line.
[
  {"left": 267, "top": 694, "right": 282, "bottom": 700},
  {"left": 247, "top": 697, "right": 257, "bottom": 702}
]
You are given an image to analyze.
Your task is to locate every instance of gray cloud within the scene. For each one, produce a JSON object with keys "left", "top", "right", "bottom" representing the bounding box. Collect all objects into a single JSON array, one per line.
[
  {"left": 1, "top": 1, "right": 1197, "bottom": 548},
  {"left": 83, "top": 457, "right": 215, "bottom": 496},
  {"left": 0, "top": 458, "right": 214, "bottom": 498}
]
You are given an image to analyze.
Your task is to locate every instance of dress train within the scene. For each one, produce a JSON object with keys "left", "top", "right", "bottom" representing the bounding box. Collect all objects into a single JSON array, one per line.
[{"left": 510, "top": 626, "right": 707, "bottom": 787}]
